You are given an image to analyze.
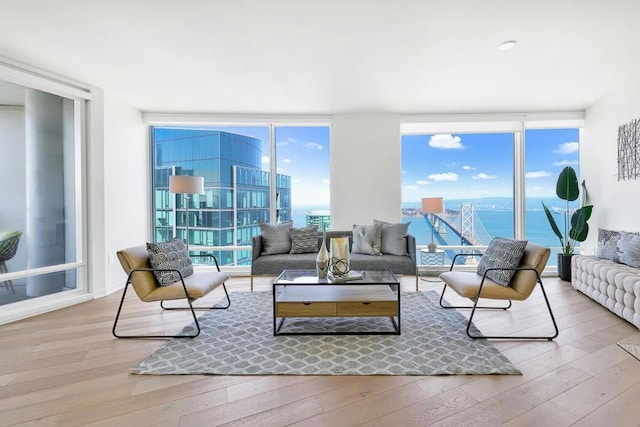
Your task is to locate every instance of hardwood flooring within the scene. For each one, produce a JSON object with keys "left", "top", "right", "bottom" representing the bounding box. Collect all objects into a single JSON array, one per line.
[{"left": 0, "top": 276, "right": 639, "bottom": 426}]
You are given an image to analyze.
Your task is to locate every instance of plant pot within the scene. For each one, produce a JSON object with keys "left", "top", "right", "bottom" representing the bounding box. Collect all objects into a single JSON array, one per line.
[{"left": 557, "top": 253, "right": 573, "bottom": 282}]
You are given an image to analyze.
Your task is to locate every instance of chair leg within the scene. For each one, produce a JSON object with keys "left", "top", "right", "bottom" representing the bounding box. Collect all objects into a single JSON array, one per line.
[
  {"left": 439, "top": 283, "right": 511, "bottom": 310},
  {"left": 250, "top": 274, "right": 254, "bottom": 292},
  {"left": 161, "top": 282, "right": 231, "bottom": 310},
  {"left": 465, "top": 279, "right": 559, "bottom": 340},
  {"left": 112, "top": 280, "right": 201, "bottom": 339},
  {"left": 0, "top": 262, "right": 14, "bottom": 294}
]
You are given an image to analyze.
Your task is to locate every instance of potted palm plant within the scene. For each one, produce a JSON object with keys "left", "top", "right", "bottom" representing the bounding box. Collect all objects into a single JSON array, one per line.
[{"left": 542, "top": 166, "right": 593, "bottom": 281}]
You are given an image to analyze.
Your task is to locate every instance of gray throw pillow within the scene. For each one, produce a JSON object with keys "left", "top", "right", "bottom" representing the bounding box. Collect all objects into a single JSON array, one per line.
[
  {"left": 290, "top": 225, "right": 318, "bottom": 254},
  {"left": 596, "top": 228, "right": 639, "bottom": 263},
  {"left": 616, "top": 233, "right": 640, "bottom": 268},
  {"left": 374, "top": 219, "right": 410, "bottom": 256},
  {"left": 352, "top": 224, "right": 382, "bottom": 255},
  {"left": 258, "top": 221, "right": 293, "bottom": 255},
  {"left": 147, "top": 238, "right": 193, "bottom": 286},
  {"left": 477, "top": 237, "right": 528, "bottom": 287}
]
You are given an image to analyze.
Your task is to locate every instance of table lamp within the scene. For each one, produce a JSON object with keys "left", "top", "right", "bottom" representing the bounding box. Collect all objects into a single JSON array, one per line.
[
  {"left": 422, "top": 197, "right": 443, "bottom": 252},
  {"left": 169, "top": 175, "right": 205, "bottom": 252}
]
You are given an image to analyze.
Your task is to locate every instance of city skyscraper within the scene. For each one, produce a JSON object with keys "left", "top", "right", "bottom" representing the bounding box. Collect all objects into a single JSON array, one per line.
[{"left": 151, "top": 127, "right": 291, "bottom": 266}]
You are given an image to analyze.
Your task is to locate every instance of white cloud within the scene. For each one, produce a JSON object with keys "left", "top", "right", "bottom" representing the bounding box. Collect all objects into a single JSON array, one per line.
[
  {"left": 462, "top": 165, "right": 475, "bottom": 170},
  {"left": 322, "top": 179, "right": 330, "bottom": 184},
  {"left": 292, "top": 178, "right": 301, "bottom": 183},
  {"left": 428, "top": 134, "right": 463, "bottom": 149},
  {"left": 555, "top": 142, "right": 579, "bottom": 154},
  {"left": 472, "top": 173, "right": 497, "bottom": 180},
  {"left": 553, "top": 159, "right": 579, "bottom": 166},
  {"left": 416, "top": 180, "right": 431, "bottom": 185},
  {"left": 306, "top": 142, "right": 323, "bottom": 150},
  {"left": 406, "top": 185, "right": 417, "bottom": 190},
  {"left": 532, "top": 186, "right": 543, "bottom": 191},
  {"left": 526, "top": 171, "right": 551, "bottom": 178},
  {"left": 261, "top": 156, "right": 269, "bottom": 165},
  {"left": 428, "top": 172, "right": 459, "bottom": 182},
  {"left": 276, "top": 167, "right": 287, "bottom": 173},
  {"left": 281, "top": 158, "right": 291, "bottom": 164}
]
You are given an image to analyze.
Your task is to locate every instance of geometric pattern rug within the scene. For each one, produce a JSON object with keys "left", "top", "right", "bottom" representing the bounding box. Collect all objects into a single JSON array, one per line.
[
  {"left": 131, "top": 291, "right": 521, "bottom": 376},
  {"left": 617, "top": 342, "right": 640, "bottom": 361}
]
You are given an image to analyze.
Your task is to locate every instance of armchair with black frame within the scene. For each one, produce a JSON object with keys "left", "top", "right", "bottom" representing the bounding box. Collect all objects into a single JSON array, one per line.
[
  {"left": 113, "top": 244, "right": 231, "bottom": 339},
  {"left": 438, "top": 240, "right": 558, "bottom": 340}
]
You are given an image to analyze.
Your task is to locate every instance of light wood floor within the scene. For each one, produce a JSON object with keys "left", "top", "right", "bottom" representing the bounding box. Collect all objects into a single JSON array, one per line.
[{"left": 1, "top": 275, "right": 639, "bottom": 426}]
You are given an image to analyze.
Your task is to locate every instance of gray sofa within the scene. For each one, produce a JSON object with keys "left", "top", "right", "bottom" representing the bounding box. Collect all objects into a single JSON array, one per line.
[{"left": 250, "top": 230, "right": 417, "bottom": 290}]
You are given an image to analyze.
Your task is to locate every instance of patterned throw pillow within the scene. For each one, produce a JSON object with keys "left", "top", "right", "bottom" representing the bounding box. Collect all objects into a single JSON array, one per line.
[
  {"left": 352, "top": 224, "right": 382, "bottom": 255},
  {"left": 258, "top": 221, "right": 293, "bottom": 255},
  {"left": 374, "top": 219, "right": 410, "bottom": 256},
  {"left": 616, "top": 233, "right": 640, "bottom": 268},
  {"left": 596, "top": 228, "right": 639, "bottom": 263},
  {"left": 476, "top": 237, "right": 528, "bottom": 287},
  {"left": 289, "top": 226, "right": 318, "bottom": 254},
  {"left": 147, "top": 238, "right": 193, "bottom": 286}
]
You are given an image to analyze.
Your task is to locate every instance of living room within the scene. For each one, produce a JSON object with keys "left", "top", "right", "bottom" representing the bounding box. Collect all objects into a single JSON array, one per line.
[{"left": 1, "top": 1, "right": 640, "bottom": 425}]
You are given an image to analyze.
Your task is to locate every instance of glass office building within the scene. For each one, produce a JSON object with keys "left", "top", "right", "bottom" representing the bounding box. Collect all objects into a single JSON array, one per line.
[{"left": 151, "top": 127, "right": 291, "bottom": 266}]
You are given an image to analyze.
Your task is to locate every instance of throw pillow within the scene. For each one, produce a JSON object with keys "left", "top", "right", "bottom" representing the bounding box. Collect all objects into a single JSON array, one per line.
[
  {"left": 616, "top": 233, "right": 640, "bottom": 268},
  {"left": 289, "top": 225, "right": 318, "bottom": 254},
  {"left": 258, "top": 221, "right": 293, "bottom": 255},
  {"left": 352, "top": 224, "right": 382, "bottom": 256},
  {"left": 595, "top": 228, "right": 639, "bottom": 263},
  {"left": 476, "top": 237, "right": 528, "bottom": 287},
  {"left": 146, "top": 238, "right": 193, "bottom": 286},
  {"left": 374, "top": 219, "right": 410, "bottom": 256}
]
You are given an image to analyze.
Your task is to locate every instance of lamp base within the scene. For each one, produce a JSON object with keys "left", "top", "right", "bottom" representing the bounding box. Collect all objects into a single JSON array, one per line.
[{"left": 428, "top": 242, "right": 437, "bottom": 252}]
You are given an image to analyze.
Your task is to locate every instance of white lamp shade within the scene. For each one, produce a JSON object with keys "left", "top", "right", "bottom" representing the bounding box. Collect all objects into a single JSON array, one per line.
[
  {"left": 169, "top": 175, "right": 205, "bottom": 194},
  {"left": 421, "top": 197, "right": 443, "bottom": 214}
]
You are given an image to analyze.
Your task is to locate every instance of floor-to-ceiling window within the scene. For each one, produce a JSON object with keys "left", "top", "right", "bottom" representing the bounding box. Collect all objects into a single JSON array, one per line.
[
  {"left": 148, "top": 121, "right": 331, "bottom": 268},
  {"left": 0, "top": 71, "right": 88, "bottom": 308},
  {"left": 401, "top": 116, "right": 583, "bottom": 270}
]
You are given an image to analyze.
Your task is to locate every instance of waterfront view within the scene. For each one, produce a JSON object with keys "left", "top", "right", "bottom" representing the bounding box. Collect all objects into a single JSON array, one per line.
[{"left": 293, "top": 196, "right": 580, "bottom": 267}]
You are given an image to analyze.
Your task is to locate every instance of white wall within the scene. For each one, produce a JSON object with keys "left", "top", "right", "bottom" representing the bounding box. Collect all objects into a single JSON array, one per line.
[
  {"left": 331, "top": 114, "right": 402, "bottom": 230},
  {"left": 102, "top": 94, "right": 148, "bottom": 294},
  {"left": 583, "top": 84, "right": 640, "bottom": 251}
]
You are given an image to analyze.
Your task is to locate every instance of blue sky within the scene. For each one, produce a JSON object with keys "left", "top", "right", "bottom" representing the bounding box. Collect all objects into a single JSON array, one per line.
[
  {"left": 401, "top": 128, "right": 580, "bottom": 203},
  {"left": 213, "top": 125, "right": 579, "bottom": 208}
]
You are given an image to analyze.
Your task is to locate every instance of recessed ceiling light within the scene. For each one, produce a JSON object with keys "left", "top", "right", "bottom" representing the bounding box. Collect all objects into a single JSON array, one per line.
[{"left": 498, "top": 40, "right": 517, "bottom": 50}]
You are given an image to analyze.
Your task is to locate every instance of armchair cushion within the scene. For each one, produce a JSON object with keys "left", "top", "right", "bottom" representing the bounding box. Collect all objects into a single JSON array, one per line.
[
  {"left": 147, "top": 238, "right": 193, "bottom": 286},
  {"left": 477, "top": 237, "right": 527, "bottom": 287}
]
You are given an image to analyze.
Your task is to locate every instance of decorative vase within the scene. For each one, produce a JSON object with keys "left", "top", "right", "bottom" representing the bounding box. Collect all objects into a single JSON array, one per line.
[
  {"left": 329, "top": 237, "right": 351, "bottom": 277},
  {"left": 557, "top": 253, "right": 573, "bottom": 281},
  {"left": 316, "top": 225, "right": 329, "bottom": 279}
]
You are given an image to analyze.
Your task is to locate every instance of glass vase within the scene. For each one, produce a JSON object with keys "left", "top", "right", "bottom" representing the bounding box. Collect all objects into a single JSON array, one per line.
[{"left": 316, "top": 224, "right": 329, "bottom": 279}]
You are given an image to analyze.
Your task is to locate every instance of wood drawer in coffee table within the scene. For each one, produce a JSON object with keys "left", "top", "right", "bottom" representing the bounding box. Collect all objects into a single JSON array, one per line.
[{"left": 276, "top": 302, "right": 336, "bottom": 317}]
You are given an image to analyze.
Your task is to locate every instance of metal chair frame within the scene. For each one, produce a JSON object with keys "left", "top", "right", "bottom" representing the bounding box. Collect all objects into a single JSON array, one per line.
[{"left": 439, "top": 253, "right": 559, "bottom": 340}]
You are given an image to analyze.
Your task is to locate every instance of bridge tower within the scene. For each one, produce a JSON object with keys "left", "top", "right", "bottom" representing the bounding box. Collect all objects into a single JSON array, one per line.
[{"left": 460, "top": 203, "right": 475, "bottom": 244}]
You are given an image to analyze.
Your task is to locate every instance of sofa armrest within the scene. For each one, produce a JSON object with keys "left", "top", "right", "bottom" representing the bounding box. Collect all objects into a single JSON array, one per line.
[
  {"left": 406, "top": 234, "right": 417, "bottom": 265},
  {"left": 251, "top": 235, "right": 263, "bottom": 261}
]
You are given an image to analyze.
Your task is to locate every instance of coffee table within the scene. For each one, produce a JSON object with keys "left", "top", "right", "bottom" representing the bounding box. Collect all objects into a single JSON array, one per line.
[{"left": 272, "top": 269, "right": 400, "bottom": 336}]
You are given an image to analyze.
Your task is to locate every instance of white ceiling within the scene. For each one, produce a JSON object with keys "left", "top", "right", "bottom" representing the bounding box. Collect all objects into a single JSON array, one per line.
[{"left": 1, "top": 0, "right": 639, "bottom": 115}]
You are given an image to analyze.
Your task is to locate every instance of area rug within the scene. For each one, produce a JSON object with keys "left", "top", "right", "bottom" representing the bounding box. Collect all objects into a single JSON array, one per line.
[
  {"left": 617, "top": 342, "right": 640, "bottom": 361},
  {"left": 131, "top": 291, "right": 521, "bottom": 375}
]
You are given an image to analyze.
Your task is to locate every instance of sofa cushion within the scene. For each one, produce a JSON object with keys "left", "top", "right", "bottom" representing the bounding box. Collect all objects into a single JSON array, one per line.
[
  {"left": 374, "top": 219, "right": 410, "bottom": 256},
  {"left": 352, "top": 224, "right": 382, "bottom": 255},
  {"left": 477, "top": 237, "right": 527, "bottom": 287},
  {"left": 146, "top": 238, "right": 193, "bottom": 286},
  {"left": 289, "top": 225, "right": 318, "bottom": 254},
  {"left": 258, "top": 221, "right": 293, "bottom": 255}
]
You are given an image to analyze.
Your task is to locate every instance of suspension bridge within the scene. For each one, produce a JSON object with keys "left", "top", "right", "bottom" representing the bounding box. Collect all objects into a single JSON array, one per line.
[{"left": 425, "top": 203, "right": 492, "bottom": 247}]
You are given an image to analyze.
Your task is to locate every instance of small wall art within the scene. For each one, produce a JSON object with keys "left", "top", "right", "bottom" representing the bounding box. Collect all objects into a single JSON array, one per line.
[{"left": 617, "top": 117, "right": 640, "bottom": 181}]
